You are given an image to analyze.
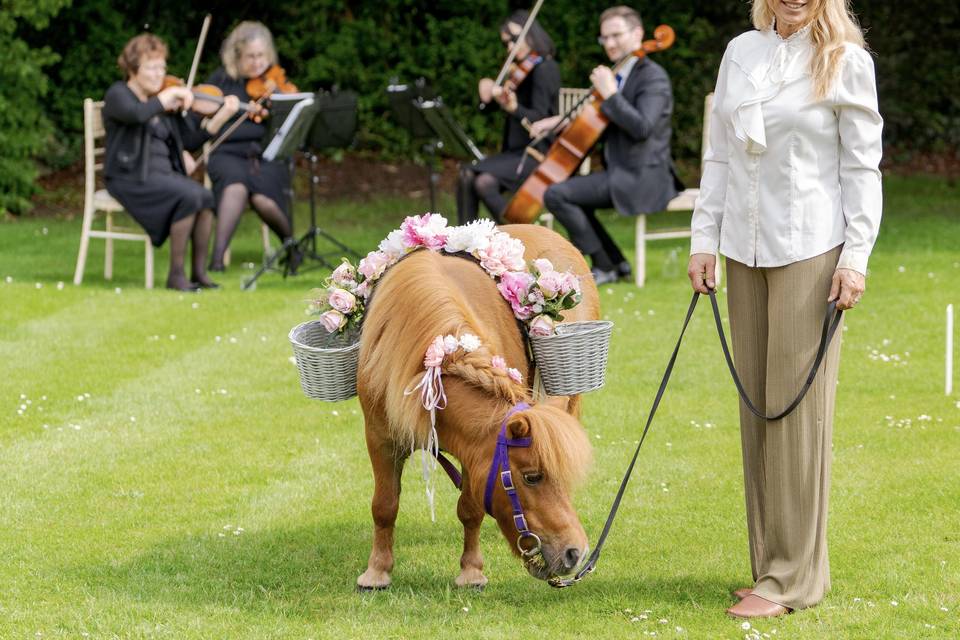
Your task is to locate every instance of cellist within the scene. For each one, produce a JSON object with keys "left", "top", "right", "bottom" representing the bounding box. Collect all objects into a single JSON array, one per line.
[
  {"left": 456, "top": 10, "right": 560, "bottom": 224},
  {"left": 534, "top": 5, "right": 682, "bottom": 284}
]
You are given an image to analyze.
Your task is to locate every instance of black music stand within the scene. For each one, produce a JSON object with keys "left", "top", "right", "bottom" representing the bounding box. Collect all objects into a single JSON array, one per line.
[
  {"left": 387, "top": 79, "right": 484, "bottom": 210},
  {"left": 297, "top": 90, "right": 362, "bottom": 275},
  {"left": 242, "top": 93, "right": 319, "bottom": 290}
]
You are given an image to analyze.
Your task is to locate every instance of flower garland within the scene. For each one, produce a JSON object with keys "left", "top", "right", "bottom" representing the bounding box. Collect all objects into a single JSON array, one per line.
[{"left": 308, "top": 214, "right": 582, "bottom": 338}]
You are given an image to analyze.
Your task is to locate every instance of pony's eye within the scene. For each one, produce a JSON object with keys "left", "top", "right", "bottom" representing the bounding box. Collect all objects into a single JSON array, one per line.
[{"left": 522, "top": 471, "right": 544, "bottom": 486}]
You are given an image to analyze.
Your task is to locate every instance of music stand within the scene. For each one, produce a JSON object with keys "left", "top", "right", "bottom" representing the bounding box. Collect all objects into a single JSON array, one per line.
[
  {"left": 242, "top": 93, "right": 320, "bottom": 290},
  {"left": 388, "top": 79, "right": 484, "bottom": 210},
  {"left": 295, "top": 90, "right": 362, "bottom": 277}
]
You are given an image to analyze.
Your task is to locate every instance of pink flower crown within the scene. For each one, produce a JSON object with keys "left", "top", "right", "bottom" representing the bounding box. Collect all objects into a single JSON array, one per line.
[{"left": 307, "top": 214, "right": 582, "bottom": 338}]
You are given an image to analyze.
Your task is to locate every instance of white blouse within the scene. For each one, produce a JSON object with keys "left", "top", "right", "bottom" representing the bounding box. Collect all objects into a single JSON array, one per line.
[{"left": 690, "top": 27, "right": 883, "bottom": 275}]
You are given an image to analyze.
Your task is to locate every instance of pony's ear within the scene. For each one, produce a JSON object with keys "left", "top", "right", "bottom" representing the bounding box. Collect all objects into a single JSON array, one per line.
[{"left": 506, "top": 411, "right": 532, "bottom": 440}]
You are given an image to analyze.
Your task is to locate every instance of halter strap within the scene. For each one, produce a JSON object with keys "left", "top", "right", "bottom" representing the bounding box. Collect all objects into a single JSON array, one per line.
[{"left": 483, "top": 402, "right": 532, "bottom": 525}]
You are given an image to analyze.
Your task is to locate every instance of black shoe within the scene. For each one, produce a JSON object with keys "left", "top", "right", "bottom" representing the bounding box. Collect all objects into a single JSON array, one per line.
[
  {"left": 590, "top": 267, "right": 619, "bottom": 285},
  {"left": 616, "top": 260, "right": 633, "bottom": 280},
  {"left": 192, "top": 279, "right": 221, "bottom": 290},
  {"left": 166, "top": 279, "right": 201, "bottom": 292}
]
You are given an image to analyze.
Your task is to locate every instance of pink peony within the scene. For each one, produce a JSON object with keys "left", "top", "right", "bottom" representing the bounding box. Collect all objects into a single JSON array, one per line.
[
  {"left": 533, "top": 258, "right": 554, "bottom": 273},
  {"left": 424, "top": 335, "right": 446, "bottom": 367},
  {"left": 497, "top": 270, "right": 536, "bottom": 320},
  {"left": 478, "top": 232, "right": 526, "bottom": 276},
  {"left": 491, "top": 355, "right": 507, "bottom": 371},
  {"left": 560, "top": 272, "right": 581, "bottom": 296},
  {"left": 401, "top": 213, "right": 449, "bottom": 250},
  {"left": 328, "top": 288, "right": 357, "bottom": 314},
  {"left": 379, "top": 229, "right": 411, "bottom": 260},
  {"left": 507, "top": 367, "right": 523, "bottom": 384},
  {"left": 354, "top": 280, "right": 370, "bottom": 300},
  {"left": 319, "top": 309, "right": 347, "bottom": 333},
  {"left": 528, "top": 314, "right": 556, "bottom": 337},
  {"left": 358, "top": 250, "right": 390, "bottom": 280}
]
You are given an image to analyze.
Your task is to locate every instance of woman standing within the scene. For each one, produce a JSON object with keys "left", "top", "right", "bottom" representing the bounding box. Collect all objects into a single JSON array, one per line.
[
  {"left": 204, "top": 21, "right": 299, "bottom": 272},
  {"left": 456, "top": 10, "right": 560, "bottom": 224},
  {"left": 103, "top": 33, "right": 239, "bottom": 291},
  {"left": 687, "top": 0, "right": 882, "bottom": 618}
]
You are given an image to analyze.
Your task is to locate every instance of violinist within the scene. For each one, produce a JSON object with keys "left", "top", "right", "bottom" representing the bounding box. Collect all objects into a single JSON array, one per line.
[
  {"left": 538, "top": 6, "right": 682, "bottom": 284},
  {"left": 102, "top": 33, "right": 240, "bottom": 291},
  {"left": 203, "top": 21, "right": 300, "bottom": 273},
  {"left": 456, "top": 10, "right": 560, "bottom": 224}
]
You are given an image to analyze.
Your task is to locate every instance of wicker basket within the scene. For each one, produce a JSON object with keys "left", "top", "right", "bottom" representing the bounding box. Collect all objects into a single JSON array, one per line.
[
  {"left": 530, "top": 320, "right": 613, "bottom": 396},
  {"left": 289, "top": 321, "right": 361, "bottom": 402}
]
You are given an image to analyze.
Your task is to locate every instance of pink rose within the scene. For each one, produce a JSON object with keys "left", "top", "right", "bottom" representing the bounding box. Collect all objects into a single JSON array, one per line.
[
  {"left": 328, "top": 288, "right": 357, "bottom": 314},
  {"left": 533, "top": 258, "right": 554, "bottom": 273},
  {"left": 478, "top": 232, "right": 526, "bottom": 276},
  {"left": 536, "top": 270, "right": 564, "bottom": 299},
  {"left": 560, "top": 272, "right": 581, "bottom": 296},
  {"left": 355, "top": 280, "right": 370, "bottom": 300},
  {"left": 319, "top": 309, "right": 347, "bottom": 333},
  {"left": 496, "top": 270, "right": 536, "bottom": 320},
  {"left": 528, "top": 314, "right": 555, "bottom": 337},
  {"left": 424, "top": 335, "right": 446, "bottom": 367},
  {"left": 491, "top": 355, "right": 507, "bottom": 371},
  {"left": 331, "top": 262, "right": 356, "bottom": 287},
  {"left": 358, "top": 251, "right": 390, "bottom": 280},
  {"left": 507, "top": 367, "right": 523, "bottom": 384},
  {"left": 401, "top": 213, "right": 449, "bottom": 250}
]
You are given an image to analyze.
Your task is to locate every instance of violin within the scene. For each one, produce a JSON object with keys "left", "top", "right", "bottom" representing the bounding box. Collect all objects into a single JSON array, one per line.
[
  {"left": 245, "top": 64, "right": 298, "bottom": 100},
  {"left": 502, "top": 24, "right": 676, "bottom": 224},
  {"left": 503, "top": 51, "right": 543, "bottom": 94},
  {"left": 161, "top": 75, "right": 268, "bottom": 121}
]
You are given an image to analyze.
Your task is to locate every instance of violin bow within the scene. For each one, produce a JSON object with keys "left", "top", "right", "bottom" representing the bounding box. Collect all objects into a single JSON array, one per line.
[
  {"left": 185, "top": 14, "right": 212, "bottom": 94},
  {"left": 492, "top": 0, "right": 546, "bottom": 87}
]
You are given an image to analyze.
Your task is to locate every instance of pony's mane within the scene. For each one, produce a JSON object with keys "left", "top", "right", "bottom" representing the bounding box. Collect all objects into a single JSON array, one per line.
[
  {"left": 519, "top": 405, "right": 593, "bottom": 487},
  {"left": 359, "top": 251, "right": 528, "bottom": 449}
]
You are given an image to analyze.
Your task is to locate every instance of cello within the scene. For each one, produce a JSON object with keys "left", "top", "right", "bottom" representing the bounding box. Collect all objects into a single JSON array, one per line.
[{"left": 502, "top": 24, "right": 675, "bottom": 224}]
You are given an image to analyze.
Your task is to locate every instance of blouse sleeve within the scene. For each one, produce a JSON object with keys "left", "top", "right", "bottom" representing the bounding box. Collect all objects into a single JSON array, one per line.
[
  {"left": 833, "top": 45, "right": 884, "bottom": 275},
  {"left": 512, "top": 59, "right": 560, "bottom": 123},
  {"left": 102, "top": 82, "right": 164, "bottom": 125},
  {"left": 690, "top": 44, "right": 733, "bottom": 256}
]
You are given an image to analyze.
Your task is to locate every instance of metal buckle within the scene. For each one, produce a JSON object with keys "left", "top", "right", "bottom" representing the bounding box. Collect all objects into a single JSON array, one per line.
[
  {"left": 500, "top": 469, "right": 514, "bottom": 491},
  {"left": 516, "top": 531, "right": 542, "bottom": 558}
]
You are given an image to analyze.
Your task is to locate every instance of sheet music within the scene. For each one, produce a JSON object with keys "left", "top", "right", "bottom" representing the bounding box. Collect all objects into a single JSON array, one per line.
[{"left": 262, "top": 96, "right": 315, "bottom": 161}]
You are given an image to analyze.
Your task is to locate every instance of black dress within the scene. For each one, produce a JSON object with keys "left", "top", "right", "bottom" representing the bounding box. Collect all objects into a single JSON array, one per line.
[
  {"left": 102, "top": 82, "right": 214, "bottom": 247},
  {"left": 202, "top": 68, "right": 291, "bottom": 215},
  {"left": 474, "top": 56, "right": 561, "bottom": 191}
]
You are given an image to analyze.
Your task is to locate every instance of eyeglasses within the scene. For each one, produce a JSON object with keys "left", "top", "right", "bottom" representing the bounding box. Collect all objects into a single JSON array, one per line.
[
  {"left": 597, "top": 32, "right": 627, "bottom": 45},
  {"left": 140, "top": 63, "right": 167, "bottom": 73}
]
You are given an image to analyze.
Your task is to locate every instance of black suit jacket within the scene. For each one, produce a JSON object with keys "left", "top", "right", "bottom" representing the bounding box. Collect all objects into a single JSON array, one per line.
[{"left": 598, "top": 57, "right": 683, "bottom": 215}]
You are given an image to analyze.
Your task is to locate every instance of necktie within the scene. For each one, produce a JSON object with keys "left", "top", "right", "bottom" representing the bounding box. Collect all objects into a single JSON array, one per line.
[{"left": 615, "top": 73, "right": 623, "bottom": 90}]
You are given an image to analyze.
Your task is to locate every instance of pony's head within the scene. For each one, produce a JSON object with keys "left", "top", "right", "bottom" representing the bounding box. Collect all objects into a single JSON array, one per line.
[{"left": 476, "top": 402, "right": 593, "bottom": 580}]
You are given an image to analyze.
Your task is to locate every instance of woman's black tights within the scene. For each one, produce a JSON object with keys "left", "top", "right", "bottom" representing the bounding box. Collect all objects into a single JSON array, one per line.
[{"left": 210, "top": 183, "right": 292, "bottom": 269}]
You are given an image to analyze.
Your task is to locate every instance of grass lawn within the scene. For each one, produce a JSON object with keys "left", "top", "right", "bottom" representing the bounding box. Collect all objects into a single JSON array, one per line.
[{"left": 1, "top": 175, "right": 958, "bottom": 638}]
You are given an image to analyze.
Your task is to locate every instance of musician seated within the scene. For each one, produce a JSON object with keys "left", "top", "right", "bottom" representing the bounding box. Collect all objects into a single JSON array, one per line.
[
  {"left": 203, "top": 21, "right": 300, "bottom": 273},
  {"left": 538, "top": 5, "right": 682, "bottom": 285},
  {"left": 456, "top": 10, "right": 560, "bottom": 225},
  {"left": 103, "top": 33, "right": 240, "bottom": 291}
]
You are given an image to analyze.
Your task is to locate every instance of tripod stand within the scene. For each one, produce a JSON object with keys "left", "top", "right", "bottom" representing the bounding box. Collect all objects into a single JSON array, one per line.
[{"left": 242, "top": 90, "right": 361, "bottom": 290}]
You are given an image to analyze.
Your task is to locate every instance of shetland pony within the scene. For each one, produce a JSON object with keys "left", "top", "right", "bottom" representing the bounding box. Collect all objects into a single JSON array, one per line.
[{"left": 356, "top": 224, "right": 601, "bottom": 589}]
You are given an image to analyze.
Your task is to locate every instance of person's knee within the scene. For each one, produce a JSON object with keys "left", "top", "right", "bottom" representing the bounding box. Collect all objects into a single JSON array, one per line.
[
  {"left": 543, "top": 184, "right": 565, "bottom": 211},
  {"left": 473, "top": 172, "right": 498, "bottom": 195}
]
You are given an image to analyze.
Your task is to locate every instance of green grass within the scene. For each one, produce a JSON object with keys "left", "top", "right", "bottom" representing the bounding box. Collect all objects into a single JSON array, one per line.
[{"left": 1, "top": 176, "right": 958, "bottom": 638}]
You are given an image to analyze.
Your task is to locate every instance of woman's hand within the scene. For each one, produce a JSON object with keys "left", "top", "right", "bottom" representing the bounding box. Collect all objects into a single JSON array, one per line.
[
  {"left": 494, "top": 86, "right": 518, "bottom": 113},
  {"left": 829, "top": 268, "right": 865, "bottom": 310},
  {"left": 687, "top": 253, "right": 717, "bottom": 294},
  {"left": 157, "top": 86, "right": 193, "bottom": 111},
  {"left": 182, "top": 150, "right": 197, "bottom": 175},
  {"left": 205, "top": 95, "right": 240, "bottom": 134},
  {"left": 478, "top": 77, "right": 495, "bottom": 103}
]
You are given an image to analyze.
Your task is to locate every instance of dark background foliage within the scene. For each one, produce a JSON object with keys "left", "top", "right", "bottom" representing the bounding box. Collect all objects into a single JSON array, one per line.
[{"left": 3, "top": 0, "right": 958, "bottom": 214}]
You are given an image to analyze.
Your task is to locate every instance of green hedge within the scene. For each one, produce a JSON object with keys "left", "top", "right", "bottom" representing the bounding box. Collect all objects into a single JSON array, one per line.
[{"left": 6, "top": 1, "right": 958, "bottom": 214}]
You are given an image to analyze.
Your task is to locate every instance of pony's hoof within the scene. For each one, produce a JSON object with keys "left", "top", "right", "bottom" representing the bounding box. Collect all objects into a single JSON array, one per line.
[
  {"left": 455, "top": 570, "right": 488, "bottom": 589},
  {"left": 357, "top": 569, "right": 391, "bottom": 591}
]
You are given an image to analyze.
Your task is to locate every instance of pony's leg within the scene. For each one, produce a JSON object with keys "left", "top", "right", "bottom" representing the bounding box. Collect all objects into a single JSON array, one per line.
[
  {"left": 357, "top": 441, "right": 404, "bottom": 590},
  {"left": 455, "top": 477, "right": 488, "bottom": 588}
]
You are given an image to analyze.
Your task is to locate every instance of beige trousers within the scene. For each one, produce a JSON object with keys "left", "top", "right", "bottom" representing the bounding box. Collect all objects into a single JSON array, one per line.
[{"left": 725, "top": 245, "right": 844, "bottom": 611}]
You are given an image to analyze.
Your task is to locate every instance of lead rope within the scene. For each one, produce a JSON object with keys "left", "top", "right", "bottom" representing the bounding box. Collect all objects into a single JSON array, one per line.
[{"left": 549, "top": 289, "right": 843, "bottom": 588}]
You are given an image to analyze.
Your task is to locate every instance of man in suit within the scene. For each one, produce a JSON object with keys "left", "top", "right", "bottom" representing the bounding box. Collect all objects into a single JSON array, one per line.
[{"left": 538, "top": 5, "right": 682, "bottom": 284}]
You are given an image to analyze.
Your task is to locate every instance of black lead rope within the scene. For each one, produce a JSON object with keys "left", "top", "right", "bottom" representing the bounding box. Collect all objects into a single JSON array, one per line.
[{"left": 549, "top": 290, "right": 843, "bottom": 588}]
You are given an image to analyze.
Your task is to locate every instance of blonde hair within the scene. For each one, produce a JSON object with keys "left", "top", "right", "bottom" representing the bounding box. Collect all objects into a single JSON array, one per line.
[
  {"left": 221, "top": 21, "right": 277, "bottom": 79},
  {"left": 752, "top": 0, "right": 865, "bottom": 99}
]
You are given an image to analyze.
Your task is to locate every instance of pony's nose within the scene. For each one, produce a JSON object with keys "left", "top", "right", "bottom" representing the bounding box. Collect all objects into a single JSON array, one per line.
[{"left": 563, "top": 546, "right": 581, "bottom": 571}]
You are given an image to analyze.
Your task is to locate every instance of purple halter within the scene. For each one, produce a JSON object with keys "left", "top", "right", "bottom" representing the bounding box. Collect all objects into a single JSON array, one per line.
[{"left": 482, "top": 402, "right": 542, "bottom": 558}]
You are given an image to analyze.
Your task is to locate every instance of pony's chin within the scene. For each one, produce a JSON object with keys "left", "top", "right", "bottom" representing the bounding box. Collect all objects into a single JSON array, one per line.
[{"left": 526, "top": 560, "right": 557, "bottom": 581}]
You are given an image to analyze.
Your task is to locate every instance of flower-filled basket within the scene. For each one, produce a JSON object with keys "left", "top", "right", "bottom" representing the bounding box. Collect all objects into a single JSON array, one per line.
[
  {"left": 288, "top": 321, "right": 360, "bottom": 402},
  {"left": 530, "top": 320, "right": 614, "bottom": 396}
]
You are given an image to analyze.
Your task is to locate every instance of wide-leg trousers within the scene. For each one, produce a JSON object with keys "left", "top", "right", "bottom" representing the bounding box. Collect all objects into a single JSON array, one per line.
[{"left": 725, "top": 244, "right": 844, "bottom": 611}]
